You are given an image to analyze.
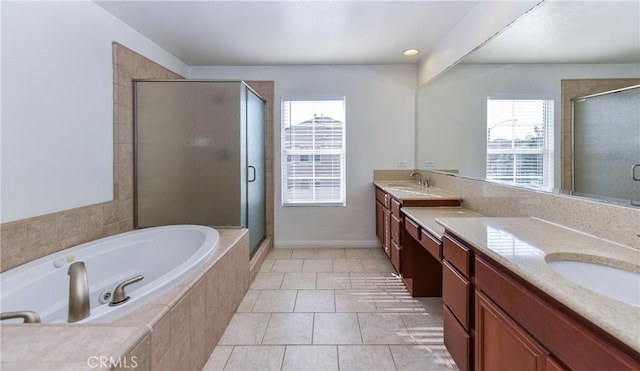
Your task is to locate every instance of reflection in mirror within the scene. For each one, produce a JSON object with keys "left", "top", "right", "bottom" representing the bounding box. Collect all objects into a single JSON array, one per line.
[
  {"left": 416, "top": 0, "right": 640, "bottom": 207},
  {"left": 571, "top": 86, "right": 640, "bottom": 206}
]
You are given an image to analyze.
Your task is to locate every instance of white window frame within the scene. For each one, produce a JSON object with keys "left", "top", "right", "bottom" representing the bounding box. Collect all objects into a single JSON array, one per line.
[
  {"left": 281, "top": 98, "right": 346, "bottom": 206},
  {"left": 486, "top": 98, "right": 554, "bottom": 191}
]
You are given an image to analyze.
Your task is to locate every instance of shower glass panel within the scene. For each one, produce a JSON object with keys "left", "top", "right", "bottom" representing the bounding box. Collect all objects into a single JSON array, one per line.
[
  {"left": 134, "top": 81, "right": 265, "bottom": 238},
  {"left": 246, "top": 85, "right": 266, "bottom": 256},
  {"left": 573, "top": 86, "right": 640, "bottom": 206}
]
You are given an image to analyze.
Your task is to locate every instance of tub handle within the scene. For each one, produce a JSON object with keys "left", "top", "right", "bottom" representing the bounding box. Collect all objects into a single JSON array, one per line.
[
  {"left": 109, "top": 275, "right": 144, "bottom": 306},
  {"left": 0, "top": 310, "right": 41, "bottom": 323}
]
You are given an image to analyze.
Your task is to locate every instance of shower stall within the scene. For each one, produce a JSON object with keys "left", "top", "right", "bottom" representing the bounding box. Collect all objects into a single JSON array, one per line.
[{"left": 134, "top": 80, "right": 266, "bottom": 255}]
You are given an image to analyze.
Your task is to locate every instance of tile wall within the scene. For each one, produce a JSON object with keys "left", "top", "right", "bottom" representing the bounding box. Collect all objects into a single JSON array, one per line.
[{"left": 0, "top": 43, "right": 275, "bottom": 272}]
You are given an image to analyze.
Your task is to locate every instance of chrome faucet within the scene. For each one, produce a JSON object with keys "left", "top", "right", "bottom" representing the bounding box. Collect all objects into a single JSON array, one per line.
[
  {"left": 409, "top": 171, "right": 429, "bottom": 187},
  {"left": 67, "top": 261, "right": 90, "bottom": 322},
  {"left": 110, "top": 275, "right": 144, "bottom": 306},
  {"left": 0, "top": 310, "right": 41, "bottom": 323}
]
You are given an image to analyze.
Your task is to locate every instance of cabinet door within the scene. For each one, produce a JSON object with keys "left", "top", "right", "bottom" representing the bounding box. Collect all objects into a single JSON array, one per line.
[
  {"left": 383, "top": 208, "right": 391, "bottom": 257},
  {"left": 475, "top": 291, "right": 547, "bottom": 371},
  {"left": 375, "top": 201, "right": 384, "bottom": 242}
]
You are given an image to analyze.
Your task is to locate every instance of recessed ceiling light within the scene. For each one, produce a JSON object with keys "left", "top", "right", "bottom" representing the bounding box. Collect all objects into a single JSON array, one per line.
[{"left": 402, "top": 49, "right": 420, "bottom": 56}]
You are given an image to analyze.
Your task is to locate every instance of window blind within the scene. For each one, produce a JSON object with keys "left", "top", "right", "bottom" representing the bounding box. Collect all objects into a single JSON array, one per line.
[
  {"left": 486, "top": 99, "right": 554, "bottom": 191},
  {"left": 282, "top": 99, "right": 346, "bottom": 205}
]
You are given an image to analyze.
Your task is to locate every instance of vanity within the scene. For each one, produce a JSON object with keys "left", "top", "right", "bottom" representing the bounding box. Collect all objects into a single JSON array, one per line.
[
  {"left": 373, "top": 176, "right": 640, "bottom": 370},
  {"left": 373, "top": 180, "right": 462, "bottom": 274},
  {"left": 406, "top": 213, "right": 640, "bottom": 370}
]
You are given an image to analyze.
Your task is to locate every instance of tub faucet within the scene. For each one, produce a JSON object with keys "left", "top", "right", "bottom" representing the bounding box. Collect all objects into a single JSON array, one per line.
[
  {"left": 110, "top": 275, "right": 144, "bottom": 306},
  {"left": 409, "top": 171, "right": 429, "bottom": 187},
  {"left": 0, "top": 310, "right": 41, "bottom": 323},
  {"left": 67, "top": 261, "right": 90, "bottom": 322}
]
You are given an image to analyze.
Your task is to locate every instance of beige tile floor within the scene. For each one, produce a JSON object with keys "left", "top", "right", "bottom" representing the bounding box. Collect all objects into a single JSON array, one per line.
[{"left": 203, "top": 248, "right": 458, "bottom": 371}]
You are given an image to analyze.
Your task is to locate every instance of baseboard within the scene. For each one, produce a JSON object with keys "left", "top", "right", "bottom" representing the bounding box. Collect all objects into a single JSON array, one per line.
[{"left": 274, "top": 240, "right": 381, "bottom": 249}]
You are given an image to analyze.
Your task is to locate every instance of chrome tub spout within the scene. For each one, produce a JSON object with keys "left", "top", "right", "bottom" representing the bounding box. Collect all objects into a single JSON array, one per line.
[
  {"left": 0, "top": 310, "right": 41, "bottom": 323},
  {"left": 67, "top": 261, "right": 90, "bottom": 322}
]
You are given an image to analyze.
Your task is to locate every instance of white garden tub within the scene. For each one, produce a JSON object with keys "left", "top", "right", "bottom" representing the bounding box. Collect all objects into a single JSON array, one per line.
[{"left": 0, "top": 225, "right": 219, "bottom": 323}]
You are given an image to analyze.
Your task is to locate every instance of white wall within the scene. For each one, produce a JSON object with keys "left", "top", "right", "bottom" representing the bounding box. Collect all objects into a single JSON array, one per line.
[
  {"left": 189, "top": 65, "right": 417, "bottom": 247},
  {"left": 416, "top": 63, "right": 640, "bottom": 186},
  {"left": 1, "top": 1, "right": 187, "bottom": 222}
]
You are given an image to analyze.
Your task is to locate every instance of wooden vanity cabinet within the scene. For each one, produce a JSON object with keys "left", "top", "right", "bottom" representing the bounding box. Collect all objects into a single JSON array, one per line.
[
  {"left": 441, "top": 234, "right": 474, "bottom": 371},
  {"left": 375, "top": 185, "right": 460, "bottom": 275},
  {"left": 401, "top": 217, "right": 442, "bottom": 297},
  {"left": 375, "top": 188, "right": 391, "bottom": 257},
  {"left": 440, "top": 230, "right": 640, "bottom": 371}
]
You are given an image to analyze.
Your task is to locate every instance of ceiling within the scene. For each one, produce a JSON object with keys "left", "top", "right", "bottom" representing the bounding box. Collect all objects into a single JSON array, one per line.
[
  {"left": 96, "top": 0, "right": 640, "bottom": 67},
  {"left": 463, "top": 0, "right": 640, "bottom": 64},
  {"left": 95, "top": 0, "right": 481, "bottom": 66}
]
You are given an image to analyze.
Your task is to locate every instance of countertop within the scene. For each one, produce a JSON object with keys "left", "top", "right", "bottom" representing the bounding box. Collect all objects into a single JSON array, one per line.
[
  {"left": 401, "top": 207, "right": 483, "bottom": 240},
  {"left": 435, "top": 216, "right": 640, "bottom": 353},
  {"left": 374, "top": 180, "right": 463, "bottom": 201}
]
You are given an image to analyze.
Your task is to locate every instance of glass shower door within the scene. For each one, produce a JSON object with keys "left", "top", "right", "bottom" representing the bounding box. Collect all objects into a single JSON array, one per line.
[{"left": 246, "top": 87, "right": 266, "bottom": 255}]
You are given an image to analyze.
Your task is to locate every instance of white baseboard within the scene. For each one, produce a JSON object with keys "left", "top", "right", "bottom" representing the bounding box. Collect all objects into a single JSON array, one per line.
[{"left": 274, "top": 240, "right": 381, "bottom": 249}]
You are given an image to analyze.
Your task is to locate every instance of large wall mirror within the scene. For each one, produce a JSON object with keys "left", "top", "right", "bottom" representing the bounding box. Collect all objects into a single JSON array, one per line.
[{"left": 416, "top": 0, "right": 640, "bottom": 207}]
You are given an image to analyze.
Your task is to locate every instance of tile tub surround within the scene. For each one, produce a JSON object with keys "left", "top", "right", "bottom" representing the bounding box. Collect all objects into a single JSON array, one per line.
[
  {"left": 203, "top": 247, "right": 458, "bottom": 371},
  {"left": 0, "top": 43, "right": 276, "bottom": 273},
  {"left": 1, "top": 229, "right": 250, "bottom": 371},
  {"left": 435, "top": 217, "right": 640, "bottom": 354},
  {"left": 374, "top": 170, "right": 640, "bottom": 250}
]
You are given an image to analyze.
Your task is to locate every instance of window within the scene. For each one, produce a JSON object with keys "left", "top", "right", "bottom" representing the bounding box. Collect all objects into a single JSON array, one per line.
[
  {"left": 282, "top": 99, "right": 346, "bottom": 205},
  {"left": 486, "top": 99, "right": 554, "bottom": 191}
]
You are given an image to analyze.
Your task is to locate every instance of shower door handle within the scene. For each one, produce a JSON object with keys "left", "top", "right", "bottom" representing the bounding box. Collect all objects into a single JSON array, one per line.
[
  {"left": 633, "top": 164, "right": 640, "bottom": 181},
  {"left": 248, "top": 166, "right": 257, "bottom": 183}
]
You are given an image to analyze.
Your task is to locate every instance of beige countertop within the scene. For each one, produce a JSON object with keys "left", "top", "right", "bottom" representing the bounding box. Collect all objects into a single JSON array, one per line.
[
  {"left": 435, "top": 216, "right": 640, "bottom": 353},
  {"left": 374, "top": 180, "right": 463, "bottom": 201},
  {"left": 401, "top": 207, "right": 483, "bottom": 240}
]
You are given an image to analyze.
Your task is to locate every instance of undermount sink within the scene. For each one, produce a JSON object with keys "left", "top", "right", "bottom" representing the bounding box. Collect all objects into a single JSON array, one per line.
[
  {"left": 386, "top": 183, "right": 416, "bottom": 189},
  {"left": 546, "top": 259, "right": 640, "bottom": 307}
]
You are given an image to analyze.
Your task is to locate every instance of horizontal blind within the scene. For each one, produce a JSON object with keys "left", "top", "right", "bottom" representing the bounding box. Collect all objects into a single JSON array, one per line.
[
  {"left": 486, "top": 99, "right": 554, "bottom": 190},
  {"left": 282, "top": 100, "right": 346, "bottom": 205}
]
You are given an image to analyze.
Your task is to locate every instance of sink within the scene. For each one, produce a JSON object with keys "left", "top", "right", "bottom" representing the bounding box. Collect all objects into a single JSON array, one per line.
[
  {"left": 386, "top": 183, "right": 416, "bottom": 189},
  {"left": 546, "top": 259, "right": 640, "bottom": 307}
]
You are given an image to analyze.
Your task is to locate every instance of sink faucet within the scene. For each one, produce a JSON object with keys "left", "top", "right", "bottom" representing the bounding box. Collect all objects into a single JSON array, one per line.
[
  {"left": 409, "top": 171, "right": 429, "bottom": 187},
  {"left": 67, "top": 261, "right": 90, "bottom": 322}
]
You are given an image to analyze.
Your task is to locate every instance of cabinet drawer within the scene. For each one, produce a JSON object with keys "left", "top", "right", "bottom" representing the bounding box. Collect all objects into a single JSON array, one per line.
[
  {"left": 404, "top": 217, "right": 420, "bottom": 241},
  {"left": 443, "top": 260, "right": 471, "bottom": 331},
  {"left": 391, "top": 198, "right": 402, "bottom": 217},
  {"left": 443, "top": 234, "right": 472, "bottom": 277},
  {"left": 391, "top": 239, "right": 401, "bottom": 274},
  {"left": 376, "top": 188, "right": 391, "bottom": 208},
  {"left": 391, "top": 214, "right": 402, "bottom": 244},
  {"left": 419, "top": 229, "right": 441, "bottom": 261},
  {"left": 444, "top": 305, "right": 471, "bottom": 371}
]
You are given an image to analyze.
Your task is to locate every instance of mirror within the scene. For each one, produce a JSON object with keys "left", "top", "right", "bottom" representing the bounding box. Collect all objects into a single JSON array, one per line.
[{"left": 416, "top": 0, "right": 640, "bottom": 207}]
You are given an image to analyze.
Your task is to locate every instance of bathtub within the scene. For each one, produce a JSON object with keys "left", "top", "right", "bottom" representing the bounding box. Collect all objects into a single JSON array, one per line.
[{"left": 0, "top": 225, "right": 219, "bottom": 324}]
